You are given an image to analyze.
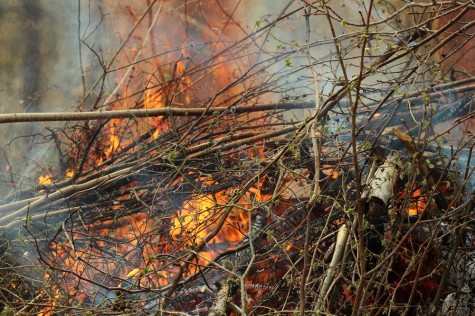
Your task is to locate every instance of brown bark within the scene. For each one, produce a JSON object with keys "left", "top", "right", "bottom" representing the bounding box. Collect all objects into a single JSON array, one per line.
[
  {"left": 0, "top": 102, "right": 311, "bottom": 124},
  {"left": 393, "top": 129, "right": 449, "bottom": 211}
]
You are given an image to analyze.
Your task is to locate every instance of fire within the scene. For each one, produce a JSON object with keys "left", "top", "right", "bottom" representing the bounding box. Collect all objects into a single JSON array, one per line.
[
  {"left": 8, "top": 0, "right": 469, "bottom": 314},
  {"left": 43, "top": 174, "right": 271, "bottom": 305},
  {"left": 30, "top": 0, "right": 273, "bottom": 313},
  {"left": 65, "top": 169, "right": 74, "bottom": 178},
  {"left": 321, "top": 164, "right": 339, "bottom": 180},
  {"left": 407, "top": 188, "right": 427, "bottom": 216},
  {"left": 171, "top": 191, "right": 256, "bottom": 245},
  {"left": 144, "top": 88, "right": 165, "bottom": 139},
  {"left": 47, "top": 212, "right": 167, "bottom": 299},
  {"left": 395, "top": 184, "right": 428, "bottom": 216},
  {"left": 38, "top": 174, "right": 52, "bottom": 185},
  {"left": 37, "top": 288, "right": 60, "bottom": 316},
  {"left": 169, "top": 182, "right": 271, "bottom": 274},
  {"left": 103, "top": 118, "right": 122, "bottom": 159},
  {"left": 171, "top": 193, "right": 225, "bottom": 243}
]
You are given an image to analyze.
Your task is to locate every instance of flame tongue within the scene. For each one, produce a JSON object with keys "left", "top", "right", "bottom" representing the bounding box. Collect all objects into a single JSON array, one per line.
[
  {"left": 144, "top": 88, "right": 166, "bottom": 139},
  {"left": 104, "top": 118, "right": 122, "bottom": 159}
]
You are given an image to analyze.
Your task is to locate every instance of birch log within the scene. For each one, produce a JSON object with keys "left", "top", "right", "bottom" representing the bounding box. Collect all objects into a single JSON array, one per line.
[
  {"left": 364, "top": 153, "right": 402, "bottom": 219},
  {"left": 208, "top": 282, "right": 231, "bottom": 316},
  {"left": 314, "top": 224, "right": 350, "bottom": 314}
]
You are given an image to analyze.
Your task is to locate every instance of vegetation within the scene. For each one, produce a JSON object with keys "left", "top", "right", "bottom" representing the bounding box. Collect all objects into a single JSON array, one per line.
[{"left": 0, "top": 1, "right": 473, "bottom": 315}]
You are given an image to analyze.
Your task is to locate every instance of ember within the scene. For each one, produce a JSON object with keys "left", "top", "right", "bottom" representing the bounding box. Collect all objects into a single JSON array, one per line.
[{"left": 0, "top": 1, "right": 474, "bottom": 315}]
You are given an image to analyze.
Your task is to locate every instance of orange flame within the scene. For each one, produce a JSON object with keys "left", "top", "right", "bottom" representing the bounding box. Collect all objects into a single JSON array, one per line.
[
  {"left": 38, "top": 174, "right": 53, "bottom": 185},
  {"left": 407, "top": 188, "right": 427, "bottom": 216},
  {"left": 37, "top": 288, "right": 60, "bottom": 316},
  {"left": 65, "top": 169, "right": 74, "bottom": 178},
  {"left": 39, "top": 0, "right": 270, "bottom": 311},
  {"left": 103, "top": 118, "right": 122, "bottom": 159},
  {"left": 144, "top": 88, "right": 166, "bottom": 139},
  {"left": 45, "top": 172, "right": 271, "bottom": 299},
  {"left": 396, "top": 184, "right": 428, "bottom": 216}
]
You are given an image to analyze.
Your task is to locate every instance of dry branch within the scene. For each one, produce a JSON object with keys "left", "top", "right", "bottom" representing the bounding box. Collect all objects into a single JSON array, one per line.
[
  {"left": 13, "top": 293, "right": 44, "bottom": 316},
  {"left": 207, "top": 282, "right": 231, "bottom": 316},
  {"left": 314, "top": 224, "right": 349, "bottom": 314},
  {"left": 393, "top": 129, "right": 449, "bottom": 211},
  {"left": 0, "top": 103, "right": 312, "bottom": 124},
  {"left": 1, "top": 1, "right": 474, "bottom": 315}
]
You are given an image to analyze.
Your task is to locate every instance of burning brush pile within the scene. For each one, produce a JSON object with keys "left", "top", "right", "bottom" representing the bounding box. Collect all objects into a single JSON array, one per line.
[{"left": 0, "top": 1, "right": 474, "bottom": 315}]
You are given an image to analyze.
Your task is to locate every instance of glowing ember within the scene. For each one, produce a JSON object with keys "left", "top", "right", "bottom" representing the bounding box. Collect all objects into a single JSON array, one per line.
[
  {"left": 407, "top": 188, "right": 427, "bottom": 216},
  {"left": 395, "top": 184, "right": 428, "bottom": 216}
]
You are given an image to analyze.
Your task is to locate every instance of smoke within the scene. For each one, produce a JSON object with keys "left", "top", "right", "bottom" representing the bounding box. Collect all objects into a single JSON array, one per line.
[{"left": 0, "top": 1, "right": 107, "bottom": 195}]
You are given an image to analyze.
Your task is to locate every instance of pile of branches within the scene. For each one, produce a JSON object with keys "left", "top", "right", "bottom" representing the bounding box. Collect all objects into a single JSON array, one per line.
[
  {"left": 0, "top": 88, "right": 472, "bottom": 315},
  {"left": 0, "top": 1, "right": 474, "bottom": 315}
]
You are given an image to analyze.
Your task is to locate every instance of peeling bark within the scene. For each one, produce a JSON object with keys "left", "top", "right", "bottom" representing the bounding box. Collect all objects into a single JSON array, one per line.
[
  {"left": 208, "top": 282, "right": 231, "bottom": 316},
  {"left": 364, "top": 152, "right": 402, "bottom": 220}
]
